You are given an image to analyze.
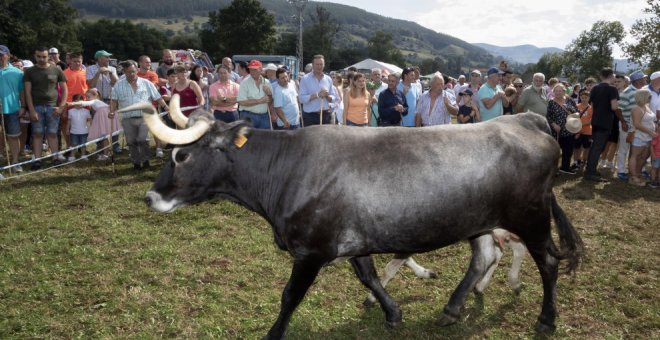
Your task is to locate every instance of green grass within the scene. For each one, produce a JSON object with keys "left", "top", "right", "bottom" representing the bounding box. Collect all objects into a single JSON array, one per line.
[{"left": 1, "top": 154, "right": 659, "bottom": 339}]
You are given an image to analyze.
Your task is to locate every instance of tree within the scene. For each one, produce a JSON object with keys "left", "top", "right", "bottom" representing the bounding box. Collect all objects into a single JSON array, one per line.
[
  {"left": 531, "top": 53, "right": 566, "bottom": 79},
  {"left": 77, "top": 20, "right": 167, "bottom": 62},
  {"left": 169, "top": 34, "right": 203, "bottom": 51},
  {"left": 419, "top": 57, "right": 446, "bottom": 75},
  {"left": 200, "top": 0, "right": 276, "bottom": 62},
  {"left": 624, "top": 0, "right": 660, "bottom": 70},
  {"left": 274, "top": 33, "right": 297, "bottom": 56},
  {"left": 368, "top": 31, "right": 405, "bottom": 66},
  {"left": 303, "top": 5, "right": 339, "bottom": 65},
  {"left": 563, "top": 20, "right": 625, "bottom": 81},
  {"left": 0, "top": 0, "right": 81, "bottom": 58}
]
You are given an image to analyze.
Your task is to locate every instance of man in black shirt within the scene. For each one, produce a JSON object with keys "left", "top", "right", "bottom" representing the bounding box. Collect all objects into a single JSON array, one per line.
[
  {"left": 584, "top": 68, "right": 628, "bottom": 182},
  {"left": 378, "top": 73, "right": 408, "bottom": 126}
]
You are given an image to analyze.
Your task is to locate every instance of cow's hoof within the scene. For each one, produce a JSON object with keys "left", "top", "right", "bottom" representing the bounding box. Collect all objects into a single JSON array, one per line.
[
  {"left": 363, "top": 298, "right": 376, "bottom": 308},
  {"left": 385, "top": 308, "right": 402, "bottom": 328},
  {"left": 385, "top": 319, "right": 400, "bottom": 328},
  {"left": 535, "top": 320, "right": 556, "bottom": 333},
  {"left": 437, "top": 312, "right": 458, "bottom": 327},
  {"left": 428, "top": 271, "right": 438, "bottom": 279}
]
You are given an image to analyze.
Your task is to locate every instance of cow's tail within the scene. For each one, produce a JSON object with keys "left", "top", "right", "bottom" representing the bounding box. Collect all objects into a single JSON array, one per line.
[{"left": 548, "top": 193, "right": 585, "bottom": 275}]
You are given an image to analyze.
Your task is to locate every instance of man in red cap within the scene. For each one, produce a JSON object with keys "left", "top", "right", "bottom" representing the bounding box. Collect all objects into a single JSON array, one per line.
[{"left": 236, "top": 60, "right": 273, "bottom": 129}]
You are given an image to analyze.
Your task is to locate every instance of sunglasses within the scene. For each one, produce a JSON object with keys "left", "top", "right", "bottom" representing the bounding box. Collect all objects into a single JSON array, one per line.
[{"left": 514, "top": 84, "right": 523, "bottom": 88}]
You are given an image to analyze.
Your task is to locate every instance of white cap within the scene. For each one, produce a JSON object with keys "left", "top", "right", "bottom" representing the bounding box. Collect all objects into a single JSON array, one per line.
[
  {"left": 650, "top": 71, "right": 660, "bottom": 81},
  {"left": 264, "top": 63, "right": 277, "bottom": 71},
  {"left": 48, "top": 47, "right": 59, "bottom": 54},
  {"left": 22, "top": 60, "right": 34, "bottom": 68}
]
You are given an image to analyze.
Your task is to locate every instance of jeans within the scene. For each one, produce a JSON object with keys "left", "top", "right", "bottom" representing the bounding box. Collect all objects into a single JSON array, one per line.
[
  {"left": 239, "top": 111, "right": 271, "bottom": 129},
  {"left": 70, "top": 133, "right": 88, "bottom": 146},
  {"left": 585, "top": 126, "right": 611, "bottom": 176},
  {"left": 121, "top": 117, "right": 150, "bottom": 164},
  {"left": 214, "top": 110, "right": 238, "bottom": 123},
  {"left": 274, "top": 124, "right": 300, "bottom": 130},
  {"left": 31, "top": 105, "right": 60, "bottom": 135},
  {"left": 302, "top": 110, "right": 332, "bottom": 126}
]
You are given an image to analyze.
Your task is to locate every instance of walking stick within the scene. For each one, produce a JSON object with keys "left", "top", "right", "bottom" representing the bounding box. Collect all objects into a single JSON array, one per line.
[
  {"left": 267, "top": 105, "right": 274, "bottom": 130},
  {"left": 108, "top": 113, "right": 116, "bottom": 175},
  {"left": 0, "top": 104, "right": 13, "bottom": 175},
  {"left": 320, "top": 97, "right": 325, "bottom": 126}
]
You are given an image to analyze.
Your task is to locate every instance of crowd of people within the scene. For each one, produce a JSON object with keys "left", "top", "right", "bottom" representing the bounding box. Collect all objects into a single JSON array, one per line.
[{"left": 1, "top": 45, "right": 659, "bottom": 187}]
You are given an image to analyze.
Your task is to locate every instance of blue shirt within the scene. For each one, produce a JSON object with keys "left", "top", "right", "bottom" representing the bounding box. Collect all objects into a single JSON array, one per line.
[
  {"left": 299, "top": 72, "right": 337, "bottom": 112},
  {"left": 478, "top": 82, "right": 503, "bottom": 121},
  {"left": 378, "top": 88, "right": 408, "bottom": 125},
  {"left": 0, "top": 65, "right": 24, "bottom": 114},
  {"left": 397, "top": 81, "right": 421, "bottom": 127},
  {"left": 273, "top": 82, "right": 300, "bottom": 127}
]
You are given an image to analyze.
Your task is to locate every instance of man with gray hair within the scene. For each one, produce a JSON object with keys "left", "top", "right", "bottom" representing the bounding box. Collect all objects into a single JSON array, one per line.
[
  {"left": 378, "top": 72, "right": 407, "bottom": 126},
  {"left": 516, "top": 72, "right": 548, "bottom": 115},
  {"left": 415, "top": 73, "right": 458, "bottom": 126},
  {"left": 109, "top": 60, "right": 168, "bottom": 171}
]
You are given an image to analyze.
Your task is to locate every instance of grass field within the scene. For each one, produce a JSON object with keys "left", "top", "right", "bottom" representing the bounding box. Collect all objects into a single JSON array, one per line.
[{"left": 1, "top": 152, "right": 659, "bottom": 339}]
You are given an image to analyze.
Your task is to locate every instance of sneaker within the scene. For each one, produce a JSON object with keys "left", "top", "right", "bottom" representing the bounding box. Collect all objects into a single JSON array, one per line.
[
  {"left": 14, "top": 164, "right": 23, "bottom": 173},
  {"left": 113, "top": 147, "right": 122, "bottom": 154},
  {"left": 584, "top": 174, "right": 608, "bottom": 182},
  {"left": 616, "top": 172, "right": 629, "bottom": 181},
  {"left": 52, "top": 158, "right": 61, "bottom": 166},
  {"left": 649, "top": 181, "right": 660, "bottom": 189},
  {"left": 641, "top": 170, "right": 651, "bottom": 180},
  {"left": 31, "top": 161, "right": 42, "bottom": 171},
  {"left": 133, "top": 163, "right": 142, "bottom": 171},
  {"left": 81, "top": 155, "right": 89, "bottom": 161},
  {"left": 56, "top": 153, "right": 66, "bottom": 161},
  {"left": 142, "top": 160, "right": 151, "bottom": 169},
  {"left": 559, "top": 168, "right": 577, "bottom": 175},
  {"left": 156, "top": 148, "right": 164, "bottom": 158},
  {"left": 629, "top": 177, "right": 646, "bottom": 187},
  {"left": 97, "top": 154, "right": 109, "bottom": 161},
  {"left": 570, "top": 163, "right": 580, "bottom": 172},
  {"left": 68, "top": 156, "right": 76, "bottom": 162}
]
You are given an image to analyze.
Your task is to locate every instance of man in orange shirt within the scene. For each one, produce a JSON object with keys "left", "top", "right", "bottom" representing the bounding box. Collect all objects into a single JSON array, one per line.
[
  {"left": 62, "top": 52, "right": 88, "bottom": 155},
  {"left": 136, "top": 55, "right": 164, "bottom": 157}
]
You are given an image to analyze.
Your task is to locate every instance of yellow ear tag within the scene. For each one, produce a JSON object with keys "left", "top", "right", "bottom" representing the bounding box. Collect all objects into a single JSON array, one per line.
[{"left": 234, "top": 134, "right": 248, "bottom": 148}]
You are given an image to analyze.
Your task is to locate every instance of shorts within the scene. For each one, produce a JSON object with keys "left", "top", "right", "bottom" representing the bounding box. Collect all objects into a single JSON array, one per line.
[
  {"left": 31, "top": 105, "right": 60, "bottom": 135},
  {"left": 70, "top": 133, "right": 88, "bottom": 146},
  {"left": 652, "top": 158, "right": 660, "bottom": 169},
  {"left": 631, "top": 137, "right": 650, "bottom": 148},
  {"left": 1, "top": 113, "right": 21, "bottom": 137},
  {"left": 574, "top": 134, "right": 592, "bottom": 149}
]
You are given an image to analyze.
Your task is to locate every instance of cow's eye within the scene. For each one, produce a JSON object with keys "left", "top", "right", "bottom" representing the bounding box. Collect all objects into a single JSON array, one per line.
[{"left": 175, "top": 151, "right": 189, "bottom": 164}]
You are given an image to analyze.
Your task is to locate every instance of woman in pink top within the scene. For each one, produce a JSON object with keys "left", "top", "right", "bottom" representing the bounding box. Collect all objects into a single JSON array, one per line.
[
  {"left": 343, "top": 73, "right": 371, "bottom": 126},
  {"left": 172, "top": 64, "right": 204, "bottom": 117},
  {"left": 209, "top": 66, "right": 240, "bottom": 122}
]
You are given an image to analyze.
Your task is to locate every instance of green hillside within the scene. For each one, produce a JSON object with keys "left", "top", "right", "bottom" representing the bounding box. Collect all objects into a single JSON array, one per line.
[{"left": 71, "top": 0, "right": 495, "bottom": 69}]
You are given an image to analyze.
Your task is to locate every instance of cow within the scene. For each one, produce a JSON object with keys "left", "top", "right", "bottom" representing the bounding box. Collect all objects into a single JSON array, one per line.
[{"left": 120, "top": 95, "right": 583, "bottom": 339}]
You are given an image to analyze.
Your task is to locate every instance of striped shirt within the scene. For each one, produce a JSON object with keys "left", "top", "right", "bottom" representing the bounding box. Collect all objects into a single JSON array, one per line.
[
  {"left": 416, "top": 90, "right": 456, "bottom": 126},
  {"left": 619, "top": 85, "right": 636, "bottom": 124},
  {"left": 111, "top": 77, "right": 161, "bottom": 119},
  {"left": 86, "top": 64, "right": 118, "bottom": 100}
]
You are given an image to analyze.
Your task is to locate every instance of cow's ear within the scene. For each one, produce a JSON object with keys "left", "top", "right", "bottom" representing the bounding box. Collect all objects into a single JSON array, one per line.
[{"left": 209, "top": 121, "right": 251, "bottom": 150}]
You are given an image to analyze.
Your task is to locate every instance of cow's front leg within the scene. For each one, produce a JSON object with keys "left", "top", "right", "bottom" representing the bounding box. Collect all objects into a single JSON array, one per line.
[
  {"left": 350, "top": 256, "right": 402, "bottom": 328},
  {"left": 265, "top": 256, "right": 324, "bottom": 340},
  {"left": 364, "top": 255, "right": 408, "bottom": 307}
]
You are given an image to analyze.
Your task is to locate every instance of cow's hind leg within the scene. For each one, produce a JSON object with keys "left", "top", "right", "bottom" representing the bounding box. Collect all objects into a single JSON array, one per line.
[
  {"left": 350, "top": 256, "right": 402, "bottom": 328},
  {"left": 265, "top": 256, "right": 324, "bottom": 340},
  {"left": 522, "top": 233, "right": 559, "bottom": 333},
  {"left": 438, "top": 234, "right": 496, "bottom": 326}
]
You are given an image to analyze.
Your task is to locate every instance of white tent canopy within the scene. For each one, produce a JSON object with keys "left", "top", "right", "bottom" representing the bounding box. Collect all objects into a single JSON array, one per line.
[{"left": 344, "top": 58, "right": 403, "bottom": 74}]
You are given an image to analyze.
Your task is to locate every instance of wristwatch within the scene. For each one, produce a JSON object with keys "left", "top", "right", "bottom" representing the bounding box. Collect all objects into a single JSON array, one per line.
[{"left": 222, "top": 97, "right": 227, "bottom": 102}]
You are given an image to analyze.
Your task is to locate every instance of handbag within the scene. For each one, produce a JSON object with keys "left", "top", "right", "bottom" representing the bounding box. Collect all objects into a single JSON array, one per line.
[{"left": 626, "top": 131, "right": 635, "bottom": 144}]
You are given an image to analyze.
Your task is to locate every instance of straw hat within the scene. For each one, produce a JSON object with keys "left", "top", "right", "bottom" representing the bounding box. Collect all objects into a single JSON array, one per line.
[{"left": 565, "top": 113, "right": 582, "bottom": 134}]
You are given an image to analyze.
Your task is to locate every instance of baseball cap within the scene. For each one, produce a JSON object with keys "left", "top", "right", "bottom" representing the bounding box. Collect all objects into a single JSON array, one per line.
[
  {"left": 650, "top": 71, "right": 660, "bottom": 81},
  {"left": 247, "top": 60, "right": 263, "bottom": 69},
  {"left": 264, "top": 63, "right": 277, "bottom": 71},
  {"left": 94, "top": 50, "right": 112, "bottom": 58},
  {"left": 48, "top": 47, "right": 59, "bottom": 54},
  {"left": 513, "top": 78, "right": 523, "bottom": 84},
  {"left": 487, "top": 67, "right": 504, "bottom": 76},
  {"left": 22, "top": 60, "right": 34, "bottom": 68},
  {"left": 460, "top": 88, "right": 474, "bottom": 96},
  {"left": 629, "top": 70, "right": 646, "bottom": 82},
  {"left": 470, "top": 69, "right": 481, "bottom": 76},
  {"left": 0, "top": 45, "right": 9, "bottom": 55}
]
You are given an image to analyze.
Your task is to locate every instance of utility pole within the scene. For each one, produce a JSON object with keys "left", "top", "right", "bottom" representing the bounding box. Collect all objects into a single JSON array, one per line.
[{"left": 288, "top": 0, "right": 307, "bottom": 77}]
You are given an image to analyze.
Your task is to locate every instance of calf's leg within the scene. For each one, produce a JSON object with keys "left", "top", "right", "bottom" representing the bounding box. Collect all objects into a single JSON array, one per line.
[
  {"left": 404, "top": 256, "right": 438, "bottom": 279},
  {"left": 350, "top": 256, "right": 402, "bottom": 327},
  {"left": 508, "top": 239, "right": 527, "bottom": 294},
  {"left": 265, "top": 256, "right": 324, "bottom": 340}
]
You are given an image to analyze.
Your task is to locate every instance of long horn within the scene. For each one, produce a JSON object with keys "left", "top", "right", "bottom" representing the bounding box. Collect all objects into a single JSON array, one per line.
[
  {"left": 168, "top": 94, "right": 189, "bottom": 128},
  {"left": 119, "top": 101, "right": 211, "bottom": 145}
]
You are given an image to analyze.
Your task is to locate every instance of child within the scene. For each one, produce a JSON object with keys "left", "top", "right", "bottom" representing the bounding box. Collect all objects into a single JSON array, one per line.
[
  {"left": 572, "top": 89, "right": 593, "bottom": 171},
  {"left": 650, "top": 121, "right": 660, "bottom": 189},
  {"left": 457, "top": 89, "right": 480, "bottom": 123},
  {"left": 69, "top": 88, "right": 120, "bottom": 161},
  {"left": 66, "top": 94, "right": 92, "bottom": 161}
]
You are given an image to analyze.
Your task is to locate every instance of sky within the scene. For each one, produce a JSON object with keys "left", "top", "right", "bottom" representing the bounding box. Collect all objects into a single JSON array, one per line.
[{"left": 316, "top": 0, "right": 650, "bottom": 59}]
